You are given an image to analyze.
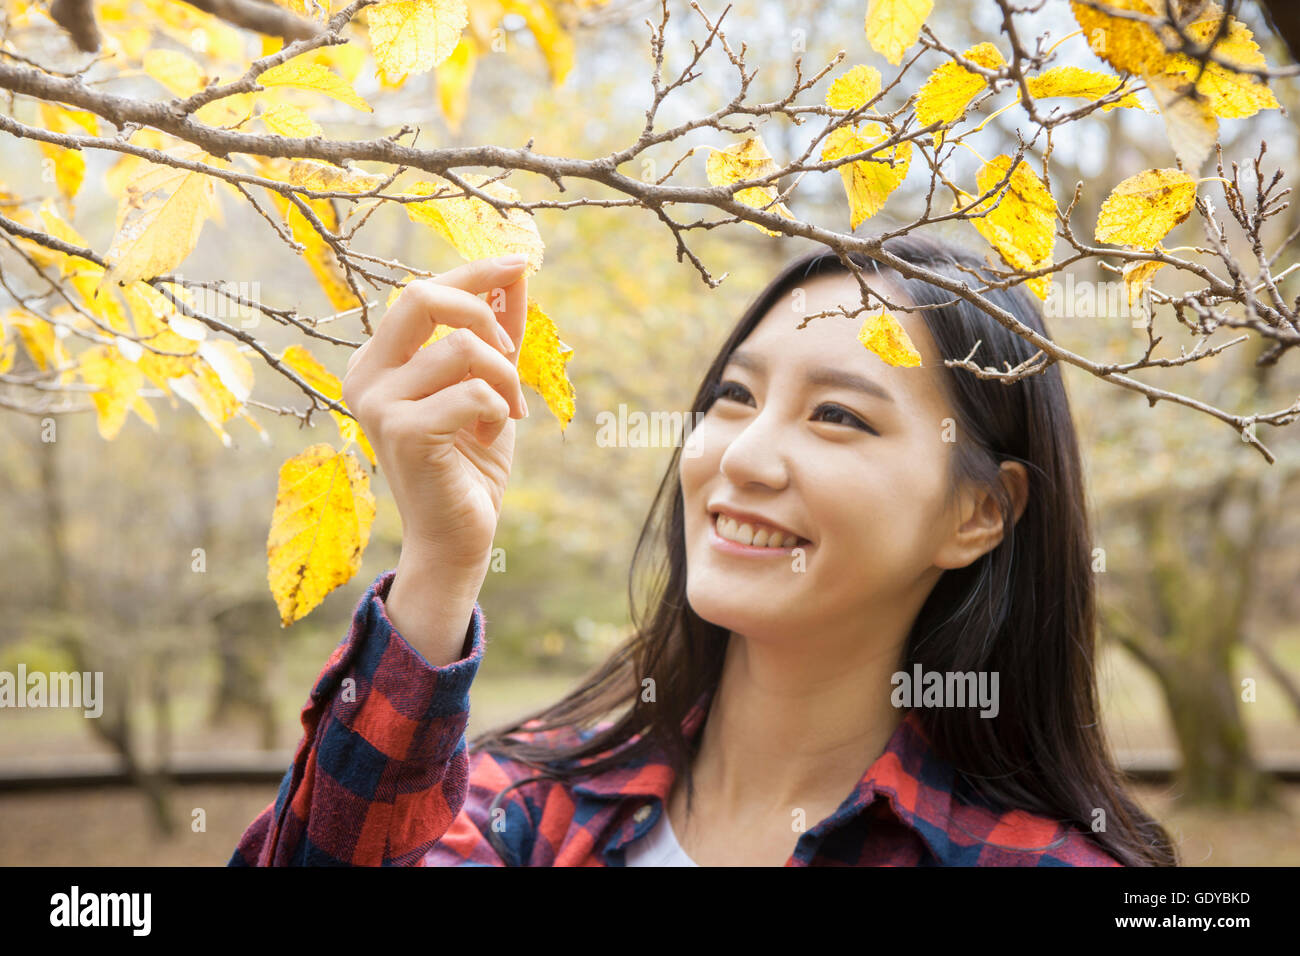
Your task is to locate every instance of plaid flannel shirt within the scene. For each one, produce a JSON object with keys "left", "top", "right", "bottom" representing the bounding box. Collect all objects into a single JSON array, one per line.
[{"left": 229, "top": 568, "right": 1123, "bottom": 867}]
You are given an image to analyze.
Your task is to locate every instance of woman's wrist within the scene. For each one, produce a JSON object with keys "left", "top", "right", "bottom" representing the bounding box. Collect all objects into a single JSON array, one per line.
[{"left": 384, "top": 549, "right": 486, "bottom": 667}]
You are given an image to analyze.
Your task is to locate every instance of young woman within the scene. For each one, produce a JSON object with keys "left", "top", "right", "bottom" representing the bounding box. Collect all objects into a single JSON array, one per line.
[{"left": 231, "top": 234, "right": 1178, "bottom": 867}]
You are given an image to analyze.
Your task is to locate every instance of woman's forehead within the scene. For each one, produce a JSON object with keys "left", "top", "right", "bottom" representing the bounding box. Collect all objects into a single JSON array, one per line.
[{"left": 742, "top": 271, "right": 945, "bottom": 376}]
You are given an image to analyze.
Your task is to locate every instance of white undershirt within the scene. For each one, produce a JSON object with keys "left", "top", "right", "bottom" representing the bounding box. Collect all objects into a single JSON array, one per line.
[{"left": 624, "top": 807, "right": 700, "bottom": 866}]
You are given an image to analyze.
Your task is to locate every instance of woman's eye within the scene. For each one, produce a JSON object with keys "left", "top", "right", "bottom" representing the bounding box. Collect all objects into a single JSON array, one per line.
[
  {"left": 813, "top": 403, "right": 877, "bottom": 434},
  {"left": 708, "top": 380, "right": 751, "bottom": 406},
  {"left": 710, "top": 381, "right": 876, "bottom": 434}
]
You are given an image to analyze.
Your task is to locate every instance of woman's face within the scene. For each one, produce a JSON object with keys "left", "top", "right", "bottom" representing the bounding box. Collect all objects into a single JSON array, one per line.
[{"left": 679, "top": 272, "right": 975, "bottom": 648}]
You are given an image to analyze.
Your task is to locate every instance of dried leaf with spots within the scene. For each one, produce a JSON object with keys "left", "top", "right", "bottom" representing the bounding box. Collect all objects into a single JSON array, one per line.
[
  {"left": 517, "top": 298, "right": 575, "bottom": 429},
  {"left": 821, "top": 123, "right": 912, "bottom": 229},
  {"left": 367, "top": 0, "right": 468, "bottom": 84},
  {"left": 405, "top": 174, "right": 545, "bottom": 272},
  {"left": 267, "top": 444, "right": 376, "bottom": 626},
  {"left": 705, "top": 136, "right": 797, "bottom": 237},
  {"left": 1095, "top": 169, "right": 1197, "bottom": 250}
]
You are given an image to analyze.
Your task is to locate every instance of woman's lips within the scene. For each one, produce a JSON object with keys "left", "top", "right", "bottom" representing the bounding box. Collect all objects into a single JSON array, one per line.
[{"left": 707, "top": 512, "right": 811, "bottom": 556}]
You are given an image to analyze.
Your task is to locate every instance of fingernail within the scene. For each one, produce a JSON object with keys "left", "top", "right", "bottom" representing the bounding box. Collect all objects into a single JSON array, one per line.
[
  {"left": 496, "top": 326, "right": 515, "bottom": 353},
  {"left": 494, "top": 253, "right": 528, "bottom": 268},
  {"left": 523, "top": 395, "right": 530, "bottom": 417}
]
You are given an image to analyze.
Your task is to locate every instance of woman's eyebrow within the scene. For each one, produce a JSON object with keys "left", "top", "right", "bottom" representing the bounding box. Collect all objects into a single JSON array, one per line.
[{"left": 727, "top": 348, "right": 896, "bottom": 405}]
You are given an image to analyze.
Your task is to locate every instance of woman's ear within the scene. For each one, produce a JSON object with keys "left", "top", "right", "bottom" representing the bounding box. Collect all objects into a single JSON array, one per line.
[{"left": 933, "top": 461, "right": 1029, "bottom": 570}]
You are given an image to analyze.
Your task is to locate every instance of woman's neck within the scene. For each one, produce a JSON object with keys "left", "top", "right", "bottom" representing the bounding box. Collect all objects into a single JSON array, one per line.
[{"left": 681, "top": 626, "right": 906, "bottom": 822}]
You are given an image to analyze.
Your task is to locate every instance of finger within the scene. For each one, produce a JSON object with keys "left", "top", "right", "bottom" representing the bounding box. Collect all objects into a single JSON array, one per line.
[
  {"left": 346, "top": 338, "right": 373, "bottom": 377},
  {"left": 367, "top": 256, "right": 528, "bottom": 372},
  {"left": 399, "top": 376, "right": 512, "bottom": 449},
  {"left": 378, "top": 325, "right": 527, "bottom": 418},
  {"left": 494, "top": 272, "right": 528, "bottom": 369}
]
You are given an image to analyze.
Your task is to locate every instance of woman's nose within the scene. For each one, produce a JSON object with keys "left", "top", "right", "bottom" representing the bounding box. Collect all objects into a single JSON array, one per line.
[{"left": 717, "top": 409, "right": 791, "bottom": 490}]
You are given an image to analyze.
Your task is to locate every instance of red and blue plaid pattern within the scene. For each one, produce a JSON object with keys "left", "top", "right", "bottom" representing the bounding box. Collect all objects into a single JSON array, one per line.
[{"left": 230, "top": 569, "right": 1122, "bottom": 867}]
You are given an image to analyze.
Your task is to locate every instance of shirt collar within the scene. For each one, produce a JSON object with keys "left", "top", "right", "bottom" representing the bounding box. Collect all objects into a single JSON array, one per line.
[{"left": 569, "top": 686, "right": 960, "bottom": 864}]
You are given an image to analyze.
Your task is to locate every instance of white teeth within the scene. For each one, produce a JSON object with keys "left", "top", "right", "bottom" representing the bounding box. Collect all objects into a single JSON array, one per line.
[{"left": 714, "top": 513, "right": 800, "bottom": 549}]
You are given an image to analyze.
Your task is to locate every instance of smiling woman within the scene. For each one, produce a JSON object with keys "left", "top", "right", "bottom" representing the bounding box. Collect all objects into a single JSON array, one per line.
[{"left": 231, "top": 235, "right": 1177, "bottom": 867}]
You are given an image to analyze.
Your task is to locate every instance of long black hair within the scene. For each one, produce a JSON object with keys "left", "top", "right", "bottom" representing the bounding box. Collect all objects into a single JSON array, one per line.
[{"left": 470, "top": 233, "right": 1178, "bottom": 866}]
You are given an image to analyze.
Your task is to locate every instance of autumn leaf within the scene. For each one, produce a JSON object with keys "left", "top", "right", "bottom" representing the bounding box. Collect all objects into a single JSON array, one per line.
[
  {"left": 915, "top": 42, "right": 1005, "bottom": 144},
  {"left": 1144, "top": 71, "right": 1218, "bottom": 173},
  {"left": 267, "top": 444, "right": 376, "bottom": 626},
  {"left": 858, "top": 308, "right": 922, "bottom": 367},
  {"left": 704, "top": 136, "right": 797, "bottom": 237},
  {"left": 260, "top": 103, "right": 323, "bottom": 138},
  {"left": 1158, "top": 9, "right": 1279, "bottom": 119},
  {"left": 436, "top": 34, "right": 478, "bottom": 133},
  {"left": 826, "top": 64, "right": 883, "bottom": 112},
  {"left": 1123, "top": 258, "right": 1168, "bottom": 306},
  {"left": 78, "top": 344, "right": 149, "bottom": 439},
  {"left": 143, "top": 48, "right": 206, "bottom": 97},
  {"left": 9, "top": 310, "right": 72, "bottom": 379},
  {"left": 962, "top": 154, "right": 1057, "bottom": 276},
  {"left": 102, "top": 146, "right": 222, "bottom": 286},
  {"left": 367, "top": 0, "right": 468, "bottom": 84},
  {"left": 280, "top": 344, "right": 377, "bottom": 466},
  {"left": 1070, "top": 0, "right": 1168, "bottom": 77},
  {"left": 405, "top": 174, "right": 545, "bottom": 272},
  {"left": 257, "top": 54, "right": 373, "bottom": 112},
  {"left": 1024, "top": 66, "right": 1143, "bottom": 111},
  {"left": 517, "top": 298, "right": 575, "bottom": 429},
  {"left": 36, "top": 104, "right": 98, "bottom": 202},
  {"left": 1095, "top": 168, "right": 1197, "bottom": 249},
  {"left": 499, "top": 0, "right": 573, "bottom": 85},
  {"left": 865, "top": 0, "right": 933, "bottom": 66},
  {"left": 821, "top": 123, "right": 912, "bottom": 229},
  {"left": 288, "top": 160, "right": 386, "bottom": 193}
]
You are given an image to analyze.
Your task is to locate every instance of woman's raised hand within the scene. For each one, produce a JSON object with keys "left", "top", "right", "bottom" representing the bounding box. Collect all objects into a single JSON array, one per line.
[{"left": 341, "top": 255, "right": 530, "bottom": 662}]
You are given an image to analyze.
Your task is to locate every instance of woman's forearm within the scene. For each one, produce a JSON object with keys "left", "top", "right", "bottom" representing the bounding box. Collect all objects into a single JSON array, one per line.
[{"left": 385, "top": 548, "right": 487, "bottom": 666}]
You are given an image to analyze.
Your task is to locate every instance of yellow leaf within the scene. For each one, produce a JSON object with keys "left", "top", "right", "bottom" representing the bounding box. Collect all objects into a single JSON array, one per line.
[
  {"left": 704, "top": 136, "right": 797, "bottom": 238},
  {"left": 914, "top": 42, "right": 1005, "bottom": 143},
  {"left": 0, "top": 318, "right": 16, "bottom": 375},
  {"left": 1143, "top": 70, "right": 1217, "bottom": 173},
  {"left": 405, "top": 174, "right": 545, "bottom": 270},
  {"left": 1159, "top": 10, "right": 1279, "bottom": 118},
  {"left": 821, "top": 123, "right": 911, "bottom": 230},
  {"left": 1024, "top": 66, "right": 1143, "bottom": 111},
  {"left": 258, "top": 55, "right": 373, "bottom": 112},
  {"left": 267, "top": 444, "right": 376, "bottom": 626},
  {"left": 826, "top": 64, "right": 883, "bottom": 112},
  {"left": 368, "top": 0, "right": 469, "bottom": 83},
  {"left": 280, "top": 344, "right": 377, "bottom": 467},
  {"left": 10, "top": 311, "right": 70, "bottom": 375},
  {"left": 199, "top": 339, "right": 254, "bottom": 404},
  {"left": 858, "top": 309, "right": 921, "bottom": 367},
  {"left": 1122, "top": 258, "right": 1167, "bottom": 306},
  {"left": 436, "top": 34, "right": 478, "bottom": 132},
  {"left": 169, "top": 357, "right": 244, "bottom": 446},
  {"left": 121, "top": 281, "right": 201, "bottom": 393},
  {"left": 143, "top": 48, "right": 206, "bottom": 97},
  {"left": 288, "top": 159, "right": 386, "bottom": 193},
  {"left": 36, "top": 104, "right": 98, "bottom": 201},
  {"left": 517, "top": 298, "right": 574, "bottom": 429},
  {"left": 865, "top": 0, "right": 933, "bottom": 66},
  {"left": 1070, "top": 0, "right": 1168, "bottom": 76},
  {"left": 965, "top": 154, "right": 1057, "bottom": 271},
  {"left": 260, "top": 102, "right": 324, "bottom": 138},
  {"left": 257, "top": 170, "right": 362, "bottom": 314},
  {"left": 1095, "top": 168, "right": 1197, "bottom": 249},
  {"left": 103, "top": 148, "right": 221, "bottom": 285},
  {"left": 500, "top": 0, "right": 573, "bottom": 84},
  {"left": 77, "top": 344, "right": 145, "bottom": 440}
]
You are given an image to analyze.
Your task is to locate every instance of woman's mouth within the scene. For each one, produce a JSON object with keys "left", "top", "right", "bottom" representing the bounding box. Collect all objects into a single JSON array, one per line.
[{"left": 709, "top": 511, "right": 811, "bottom": 554}]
